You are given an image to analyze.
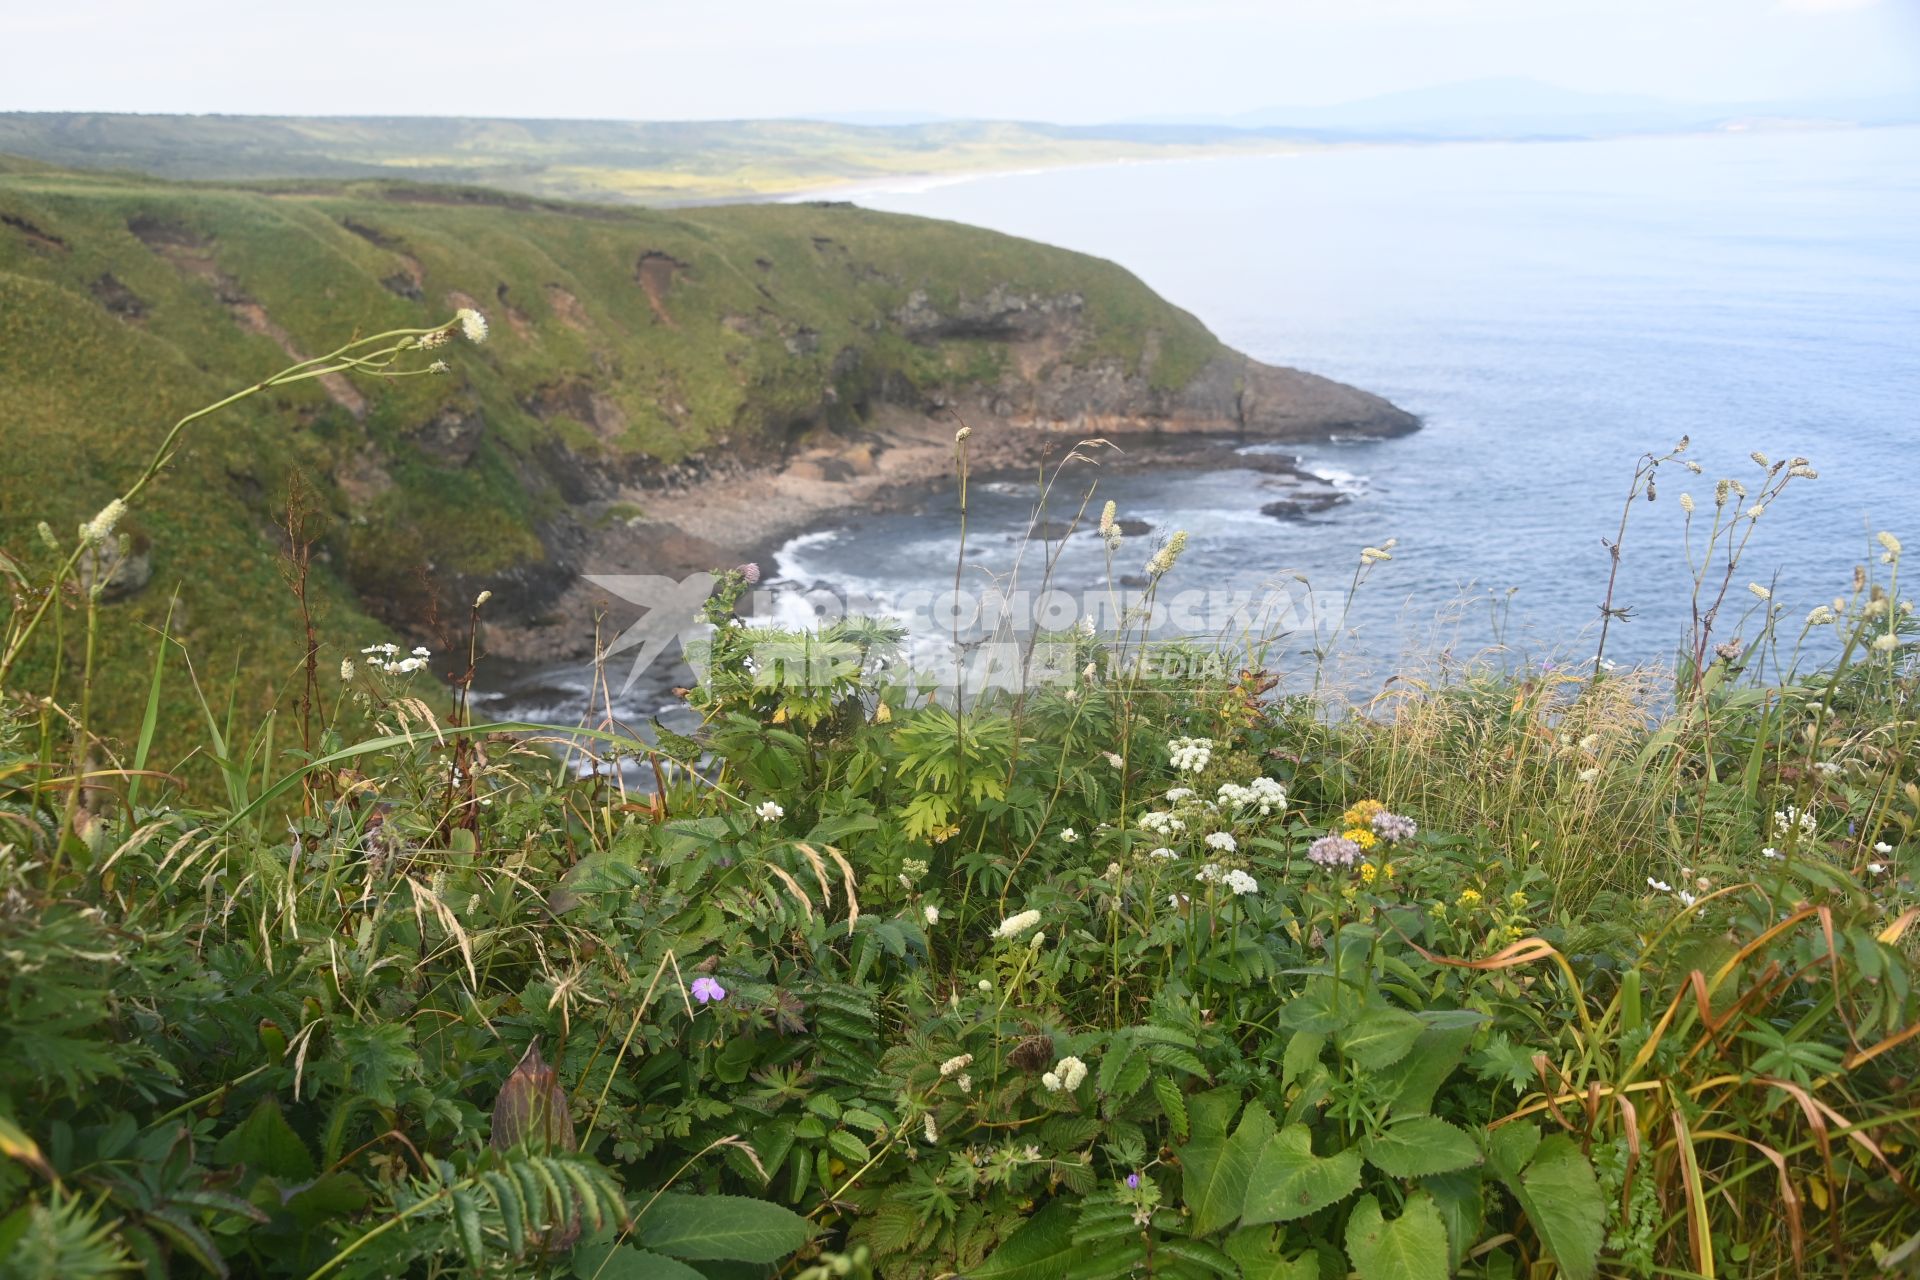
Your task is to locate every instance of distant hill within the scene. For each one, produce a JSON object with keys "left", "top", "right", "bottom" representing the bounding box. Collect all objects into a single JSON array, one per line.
[{"left": 0, "top": 114, "right": 1303, "bottom": 206}]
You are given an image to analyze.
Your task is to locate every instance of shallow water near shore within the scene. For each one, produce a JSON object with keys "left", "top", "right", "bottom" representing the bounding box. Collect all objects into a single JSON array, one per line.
[{"left": 481, "top": 125, "right": 1920, "bottom": 729}]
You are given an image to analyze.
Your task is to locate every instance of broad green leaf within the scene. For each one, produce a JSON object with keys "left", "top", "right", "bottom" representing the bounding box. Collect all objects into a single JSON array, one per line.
[
  {"left": 1421, "top": 1171, "right": 1484, "bottom": 1270},
  {"left": 1280, "top": 1031, "right": 1325, "bottom": 1090},
  {"left": 572, "top": 1243, "right": 707, "bottom": 1280},
  {"left": 1512, "top": 1136, "right": 1605, "bottom": 1280},
  {"left": 1363, "top": 1116, "right": 1482, "bottom": 1179},
  {"left": 1181, "top": 1101, "right": 1274, "bottom": 1234},
  {"left": 1241, "top": 1124, "right": 1362, "bottom": 1225},
  {"left": 1275, "top": 980, "right": 1342, "bottom": 1033},
  {"left": 636, "top": 1192, "right": 815, "bottom": 1263},
  {"left": 1484, "top": 1121, "right": 1540, "bottom": 1182},
  {"left": 1373, "top": 1021, "right": 1479, "bottom": 1117},
  {"left": 971, "top": 1199, "right": 1081, "bottom": 1280},
  {"left": 1345, "top": 1192, "right": 1449, "bottom": 1280},
  {"left": 1338, "top": 1006, "right": 1426, "bottom": 1070},
  {"left": 1223, "top": 1226, "right": 1321, "bottom": 1280},
  {"left": 213, "top": 1098, "right": 314, "bottom": 1182}
]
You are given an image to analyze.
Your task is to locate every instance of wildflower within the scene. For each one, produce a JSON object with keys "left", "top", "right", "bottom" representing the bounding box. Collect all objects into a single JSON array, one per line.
[
  {"left": 954, "top": 426, "right": 972, "bottom": 443},
  {"left": 1762, "top": 847, "right": 1782, "bottom": 860},
  {"left": 1751, "top": 451, "right": 1771, "bottom": 469},
  {"left": 80, "top": 499, "right": 127, "bottom": 546},
  {"left": 1715, "top": 479, "right": 1731, "bottom": 507},
  {"left": 1168, "top": 737, "right": 1213, "bottom": 773},
  {"left": 1360, "top": 545, "right": 1393, "bottom": 563},
  {"left": 1790, "top": 464, "right": 1818, "bottom": 479},
  {"left": 420, "top": 328, "right": 450, "bottom": 349},
  {"left": 1341, "top": 799, "right": 1386, "bottom": 829},
  {"left": 1145, "top": 531, "right": 1188, "bottom": 578},
  {"left": 1059, "top": 827, "right": 1079, "bottom": 844},
  {"left": 474, "top": 589, "right": 493, "bottom": 607},
  {"left": 1867, "top": 862, "right": 1888, "bottom": 875},
  {"left": 412, "top": 645, "right": 431, "bottom": 658},
  {"left": 977, "top": 978, "right": 992, "bottom": 991},
  {"left": 1748, "top": 583, "right": 1770, "bottom": 602},
  {"left": 1684, "top": 460, "right": 1703, "bottom": 473},
  {"left": 428, "top": 359, "right": 450, "bottom": 374},
  {"left": 1872, "top": 633, "right": 1897, "bottom": 652},
  {"left": 1307, "top": 835, "right": 1361, "bottom": 867},
  {"left": 1168, "top": 893, "right": 1190, "bottom": 909},
  {"left": 993, "top": 909, "right": 1042, "bottom": 940},
  {"left": 1509, "top": 891, "right": 1528, "bottom": 908},
  {"left": 1577, "top": 767, "right": 1599, "bottom": 783},
  {"left": 1806, "top": 605, "right": 1834, "bottom": 625},
  {"left": 922, "top": 1112, "right": 939, "bottom": 1143},
  {"left": 36, "top": 521, "right": 58, "bottom": 550},
  {"left": 1878, "top": 531, "right": 1902, "bottom": 564},
  {"left": 924, "top": 905, "right": 940, "bottom": 926},
  {"left": 940, "top": 1053, "right": 973, "bottom": 1078},
  {"left": 1048, "top": 1056, "right": 1088, "bottom": 1091},
  {"left": 457, "top": 308, "right": 488, "bottom": 343},
  {"left": 1125, "top": 1173, "right": 1142, "bottom": 1190},
  {"left": 1873, "top": 841, "right": 1893, "bottom": 855},
  {"left": 1167, "top": 788, "right": 1195, "bottom": 803},
  {"left": 1773, "top": 806, "right": 1817, "bottom": 839},
  {"left": 1675, "top": 889, "right": 1697, "bottom": 908},
  {"left": 1147, "top": 847, "right": 1176, "bottom": 860},
  {"left": 690, "top": 976, "right": 727, "bottom": 1004},
  {"left": 1647, "top": 878, "right": 1673, "bottom": 893},
  {"left": 1678, "top": 492, "right": 1695, "bottom": 514},
  {"left": 1343, "top": 826, "right": 1378, "bottom": 851},
  {"left": 1371, "top": 811, "right": 1417, "bottom": 843},
  {"left": 957, "top": 1074, "right": 973, "bottom": 1093},
  {"left": 1140, "top": 810, "right": 1184, "bottom": 836},
  {"left": 1098, "top": 500, "right": 1121, "bottom": 550},
  {"left": 756, "top": 800, "right": 784, "bottom": 822},
  {"left": 1457, "top": 888, "right": 1483, "bottom": 908},
  {"left": 1813, "top": 761, "right": 1841, "bottom": 776},
  {"left": 1748, "top": 505, "right": 1766, "bottom": 519},
  {"left": 1223, "top": 869, "right": 1258, "bottom": 895},
  {"left": 340, "top": 658, "right": 355, "bottom": 680},
  {"left": 1359, "top": 863, "right": 1378, "bottom": 884},
  {"left": 1103, "top": 751, "right": 1124, "bottom": 768},
  {"left": 1205, "top": 831, "right": 1237, "bottom": 853}
]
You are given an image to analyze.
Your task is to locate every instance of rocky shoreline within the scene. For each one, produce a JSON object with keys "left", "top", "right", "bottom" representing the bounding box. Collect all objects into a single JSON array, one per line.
[{"left": 479, "top": 376, "right": 1418, "bottom": 666}]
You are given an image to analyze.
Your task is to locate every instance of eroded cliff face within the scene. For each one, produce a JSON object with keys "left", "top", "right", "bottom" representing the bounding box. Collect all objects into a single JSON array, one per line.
[{"left": 890, "top": 285, "right": 1417, "bottom": 440}]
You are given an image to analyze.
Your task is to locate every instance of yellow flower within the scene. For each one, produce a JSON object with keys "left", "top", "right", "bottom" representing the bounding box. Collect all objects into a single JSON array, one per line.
[
  {"left": 1344, "top": 827, "right": 1379, "bottom": 851},
  {"left": 1341, "top": 799, "right": 1386, "bottom": 830},
  {"left": 1456, "top": 888, "right": 1483, "bottom": 908},
  {"left": 1508, "top": 891, "right": 1528, "bottom": 910},
  {"left": 1359, "top": 862, "right": 1378, "bottom": 884},
  {"left": 1384, "top": 862, "right": 1396, "bottom": 880}
]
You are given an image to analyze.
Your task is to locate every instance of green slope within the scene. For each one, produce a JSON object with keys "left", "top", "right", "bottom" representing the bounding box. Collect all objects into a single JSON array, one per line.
[{"left": 0, "top": 160, "right": 1226, "bottom": 764}]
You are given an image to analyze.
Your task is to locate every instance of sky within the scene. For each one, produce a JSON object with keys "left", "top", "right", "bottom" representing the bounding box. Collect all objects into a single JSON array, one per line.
[{"left": 2, "top": 0, "right": 1918, "bottom": 122}]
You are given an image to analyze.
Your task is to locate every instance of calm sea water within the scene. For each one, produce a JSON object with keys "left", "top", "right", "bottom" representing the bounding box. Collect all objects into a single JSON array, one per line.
[{"left": 793, "top": 127, "right": 1920, "bottom": 673}]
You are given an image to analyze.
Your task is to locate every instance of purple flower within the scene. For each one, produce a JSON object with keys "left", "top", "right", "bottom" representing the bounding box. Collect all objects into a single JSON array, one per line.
[
  {"left": 1307, "top": 835, "right": 1362, "bottom": 867},
  {"left": 1125, "top": 1173, "right": 1141, "bottom": 1189},
  {"left": 737, "top": 562, "right": 762, "bottom": 584},
  {"left": 1371, "top": 811, "right": 1418, "bottom": 844},
  {"left": 691, "top": 976, "right": 727, "bottom": 1004}
]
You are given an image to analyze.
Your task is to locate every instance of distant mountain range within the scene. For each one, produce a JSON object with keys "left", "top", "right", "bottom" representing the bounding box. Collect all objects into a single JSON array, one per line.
[{"left": 1129, "top": 77, "right": 1920, "bottom": 139}]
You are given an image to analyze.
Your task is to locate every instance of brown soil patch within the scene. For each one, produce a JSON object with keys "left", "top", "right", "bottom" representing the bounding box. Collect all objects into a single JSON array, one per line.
[
  {"left": 545, "top": 284, "right": 589, "bottom": 332},
  {"left": 131, "top": 216, "right": 366, "bottom": 417},
  {"left": 634, "top": 251, "right": 687, "bottom": 328},
  {"left": 2, "top": 212, "right": 66, "bottom": 253},
  {"left": 89, "top": 273, "right": 147, "bottom": 323}
]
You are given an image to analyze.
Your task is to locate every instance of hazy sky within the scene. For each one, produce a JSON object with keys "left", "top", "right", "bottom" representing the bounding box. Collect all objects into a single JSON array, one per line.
[{"left": 3, "top": 0, "right": 1917, "bottom": 121}]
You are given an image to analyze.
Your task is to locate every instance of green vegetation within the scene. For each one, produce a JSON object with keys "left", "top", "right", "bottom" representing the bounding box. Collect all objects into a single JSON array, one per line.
[
  {"left": 0, "top": 115, "right": 1309, "bottom": 206},
  {"left": 1, "top": 160, "right": 1225, "bottom": 768},
  {"left": 1, "top": 351, "right": 1916, "bottom": 1276}
]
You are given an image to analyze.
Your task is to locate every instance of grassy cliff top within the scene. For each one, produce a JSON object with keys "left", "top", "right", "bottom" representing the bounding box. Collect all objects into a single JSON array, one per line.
[{"left": 0, "top": 160, "right": 1228, "bottom": 761}]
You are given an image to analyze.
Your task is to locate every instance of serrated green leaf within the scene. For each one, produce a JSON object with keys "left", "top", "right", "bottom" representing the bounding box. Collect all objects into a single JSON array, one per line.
[
  {"left": 1512, "top": 1135, "right": 1604, "bottom": 1280},
  {"left": 1152, "top": 1074, "right": 1189, "bottom": 1140},
  {"left": 972, "top": 1199, "right": 1081, "bottom": 1280},
  {"left": 827, "top": 1130, "right": 871, "bottom": 1165},
  {"left": 1338, "top": 1006, "right": 1426, "bottom": 1070},
  {"left": 1363, "top": 1116, "right": 1482, "bottom": 1178},
  {"left": 1373, "top": 1020, "right": 1478, "bottom": 1117},
  {"left": 1344, "top": 1192, "right": 1448, "bottom": 1280},
  {"left": 1222, "top": 1226, "right": 1320, "bottom": 1280},
  {"left": 1421, "top": 1170, "right": 1483, "bottom": 1270},
  {"left": 572, "top": 1243, "right": 706, "bottom": 1280},
  {"left": 451, "top": 1188, "right": 483, "bottom": 1265},
  {"left": 213, "top": 1098, "right": 314, "bottom": 1182},
  {"left": 636, "top": 1191, "right": 816, "bottom": 1263},
  {"left": 1181, "top": 1101, "right": 1273, "bottom": 1235},
  {"left": 1241, "top": 1125, "right": 1362, "bottom": 1226}
]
